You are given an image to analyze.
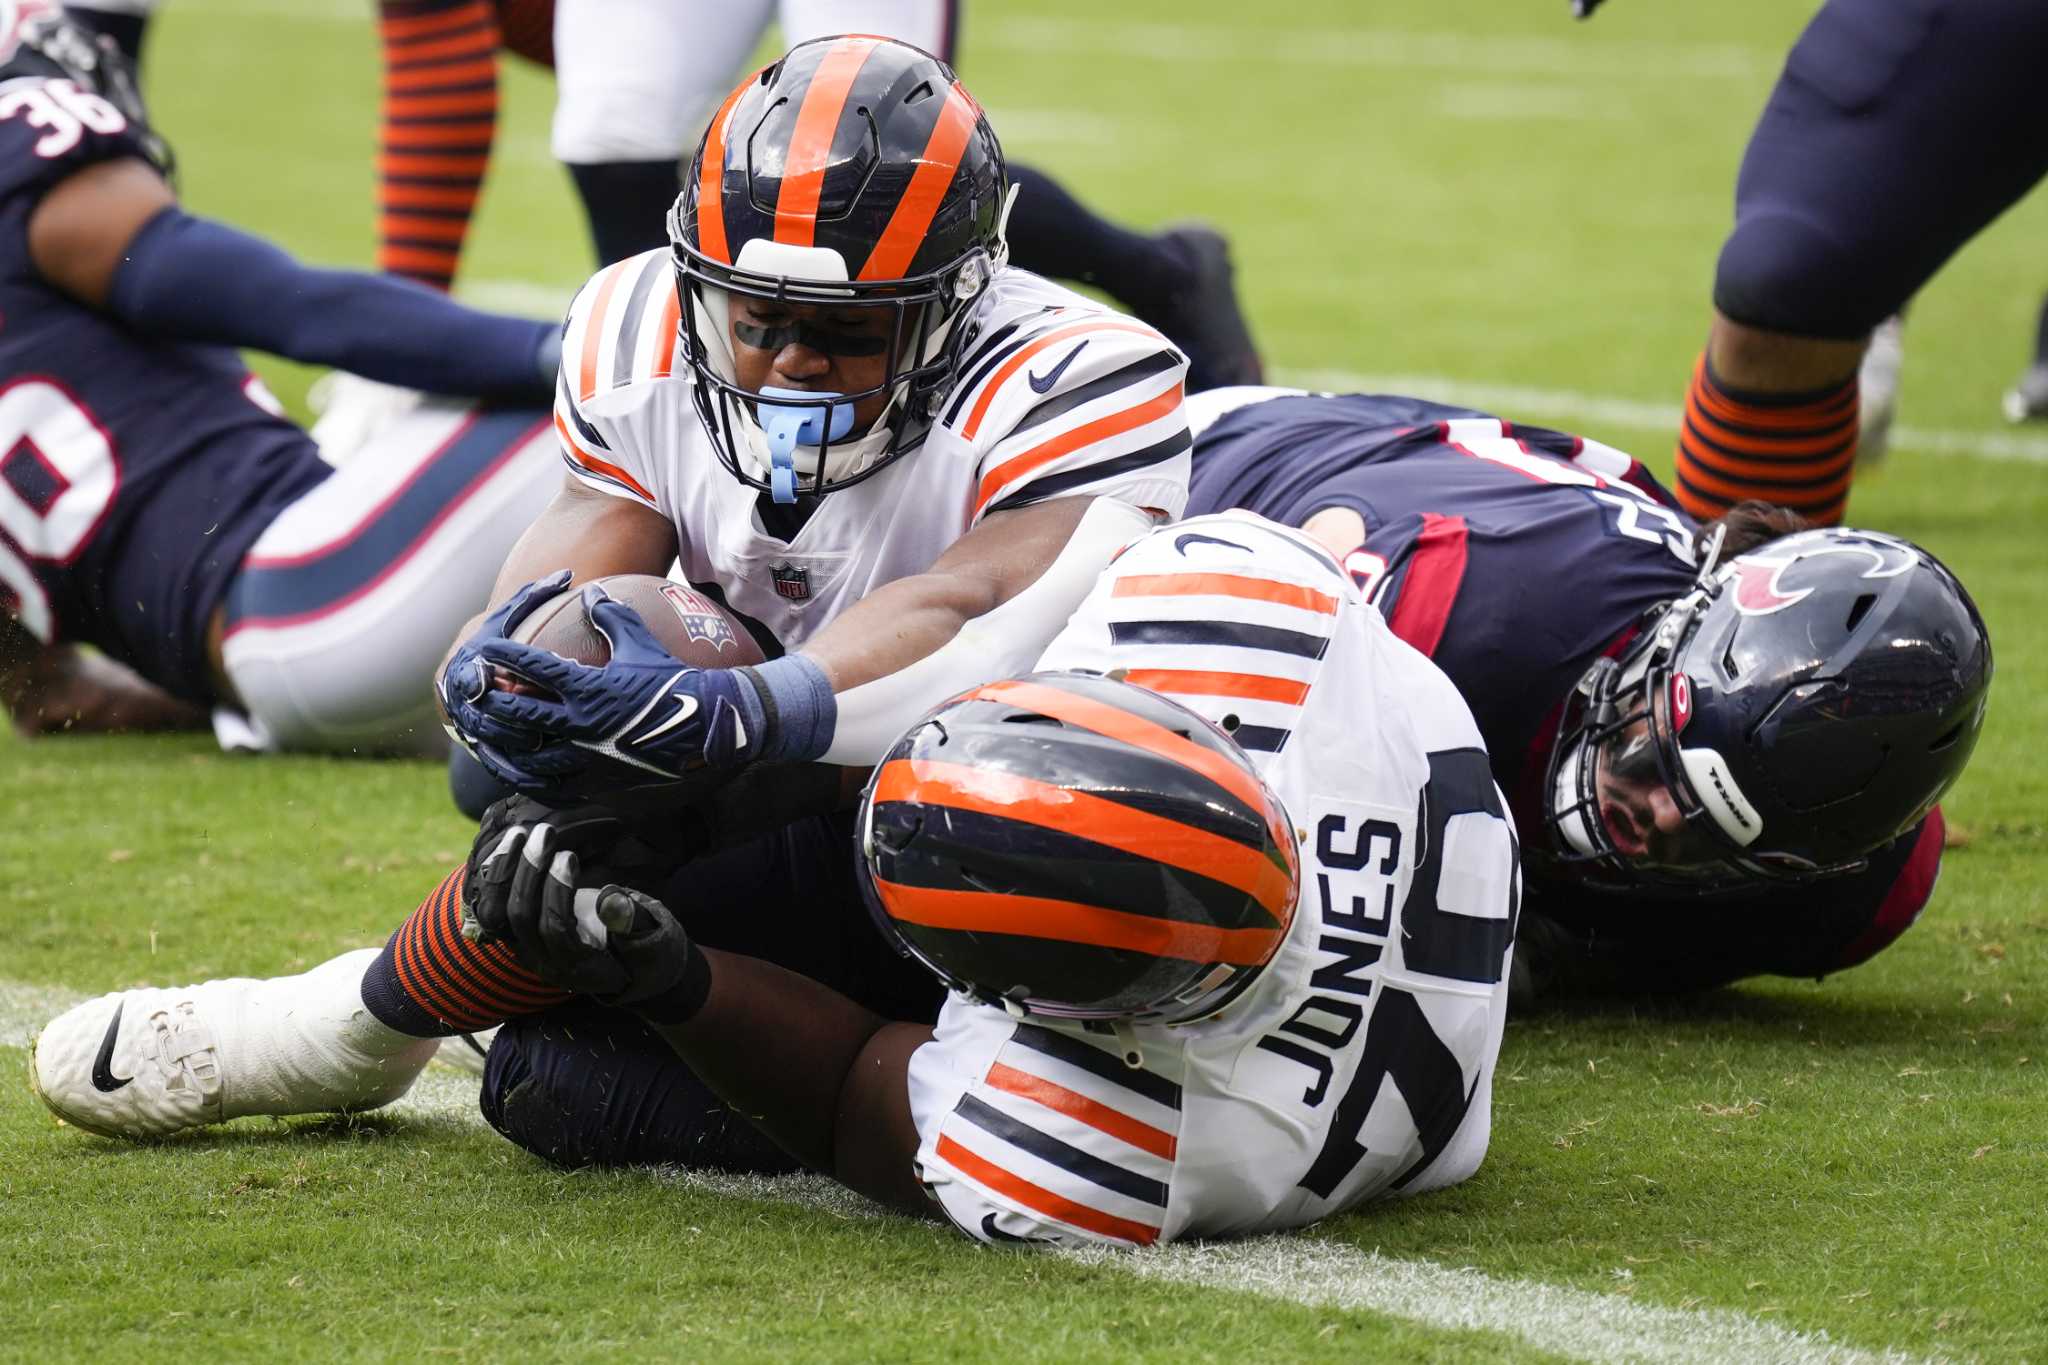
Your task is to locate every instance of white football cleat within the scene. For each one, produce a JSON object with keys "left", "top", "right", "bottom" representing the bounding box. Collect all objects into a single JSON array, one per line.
[{"left": 30, "top": 949, "right": 440, "bottom": 1140}]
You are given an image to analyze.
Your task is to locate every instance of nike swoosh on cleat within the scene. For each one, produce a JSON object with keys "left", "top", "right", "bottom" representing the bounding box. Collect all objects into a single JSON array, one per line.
[
  {"left": 1026, "top": 340, "right": 1089, "bottom": 394},
  {"left": 91, "top": 1002, "right": 134, "bottom": 1093}
]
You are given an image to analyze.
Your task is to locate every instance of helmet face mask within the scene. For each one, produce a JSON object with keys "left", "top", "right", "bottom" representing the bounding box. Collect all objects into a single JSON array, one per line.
[
  {"left": 859, "top": 672, "right": 1301, "bottom": 1028},
  {"left": 669, "top": 36, "right": 1009, "bottom": 500},
  {"left": 1544, "top": 527, "right": 1992, "bottom": 895}
]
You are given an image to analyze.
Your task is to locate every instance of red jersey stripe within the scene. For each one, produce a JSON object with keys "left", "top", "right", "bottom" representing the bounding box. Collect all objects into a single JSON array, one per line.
[{"left": 1384, "top": 513, "right": 1469, "bottom": 658}]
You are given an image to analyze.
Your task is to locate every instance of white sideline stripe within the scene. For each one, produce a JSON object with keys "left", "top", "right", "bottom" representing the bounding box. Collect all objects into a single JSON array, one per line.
[
  {"left": 981, "top": 17, "right": 1779, "bottom": 82},
  {"left": 1277, "top": 366, "right": 2048, "bottom": 467},
  {"left": 3, "top": 980, "right": 1930, "bottom": 1364}
]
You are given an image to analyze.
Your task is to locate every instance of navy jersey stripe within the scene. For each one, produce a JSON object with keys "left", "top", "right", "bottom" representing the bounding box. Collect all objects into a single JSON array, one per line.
[
  {"left": 943, "top": 314, "right": 1064, "bottom": 426},
  {"left": 609, "top": 257, "right": 665, "bottom": 391},
  {"left": 982, "top": 428, "right": 1190, "bottom": 517},
  {"left": 1008, "top": 1024, "right": 1183, "bottom": 1109},
  {"left": 954, "top": 1094, "right": 1169, "bottom": 1207},
  {"left": 1108, "top": 618, "right": 1331, "bottom": 660},
  {"left": 1006, "top": 351, "right": 1181, "bottom": 441},
  {"left": 557, "top": 376, "right": 611, "bottom": 451},
  {"left": 1228, "top": 723, "right": 1291, "bottom": 753}
]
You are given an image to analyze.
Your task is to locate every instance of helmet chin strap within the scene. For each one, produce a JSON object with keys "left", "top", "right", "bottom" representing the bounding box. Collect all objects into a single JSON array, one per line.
[{"left": 756, "top": 387, "right": 855, "bottom": 503}]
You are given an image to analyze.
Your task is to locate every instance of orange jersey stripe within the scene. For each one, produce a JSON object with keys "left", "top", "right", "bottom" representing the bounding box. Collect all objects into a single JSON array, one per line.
[
  {"left": 966, "top": 678, "right": 1282, "bottom": 839},
  {"left": 774, "top": 37, "right": 880, "bottom": 247},
  {"left": 650, "top": 285, "right": 684, "bottom": 378},
  {"left": 576, "top": 262, "right": 631, "bottom": 402},
  {"left": 877, "top": 881, "right": 1284, "bottom": 966},
  {"left": 972, "top": 383, "right": 1184, "bottom": 518},
  {"left": 556, "top": 412, "right": 657, "bottom": 503},
  {"left": 694, "top": 77, "right": 753, "bottom": 265},
  {"left": 935, "top": 1134, "right": 1160, "bottom": 1245},
  {"left": 984, "top": 1063, "right": 1177, "bottom": 1160},
  {"left": 1120, "top": 668, "right": 1311, "bottom": 706},
  {"left": 858, "top": 82, "right": 978, "bottom": 280},
  {"left": 960, "top": 320, "right": 1165, "bottom": 441},
  {"left": 1111, "top": 571, "right": 1339, "bottom": 615},
  {"left": 873, "top": 758, "right": 1293, "bottom": 918}
]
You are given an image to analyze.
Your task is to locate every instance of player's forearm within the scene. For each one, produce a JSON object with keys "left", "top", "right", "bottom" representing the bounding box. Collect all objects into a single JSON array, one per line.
[
  {"left": 104, "top": 208, "right": 557, "bottom": 402},
  {"left": 646, "top": 950, "right": 933, "bottom": 1214}
]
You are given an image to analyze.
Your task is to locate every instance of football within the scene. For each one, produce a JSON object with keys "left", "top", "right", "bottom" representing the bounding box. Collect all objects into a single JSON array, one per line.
[{"left": 494, "top": 574, "right": 766, "bottom": 798}]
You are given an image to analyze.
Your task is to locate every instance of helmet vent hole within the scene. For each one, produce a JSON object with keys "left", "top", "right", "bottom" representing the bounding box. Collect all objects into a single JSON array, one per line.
[
  {"left": 1929, "top": 719, "right": 1969, "bottom": 753},
  {"left": 907, "top": 79, "right": 934, "bottom": 103},
  {"left": 1722, "top": 643, "right": 1742, "bottom": 679},
  {"left": 1844, "top": 593, "right": 1877, "bottom": 633},
  {"left": 1221, "top": 714, "right": 1242, "bottom": 732}
]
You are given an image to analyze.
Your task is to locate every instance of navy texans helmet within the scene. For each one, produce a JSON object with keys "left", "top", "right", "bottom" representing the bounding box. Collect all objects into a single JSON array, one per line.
[
  {"left": 0, "top": 1, "right": 171, "bottom": 177},
  {"left": 1545, "top": 527, "right": 1991, "bottom": 892},
  {"left": 668, "top": 35, "right": 1008, "bottom": 502},
  {"left": 860, "top": 672, "right": 1300, "bottom": 1026}
]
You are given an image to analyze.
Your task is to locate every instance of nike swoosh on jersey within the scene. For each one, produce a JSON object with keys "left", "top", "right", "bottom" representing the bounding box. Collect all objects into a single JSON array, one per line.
[
  {"left": 1027, "top": 340, "right": 1089, "bottom": 394},
  {"left": 980, "top": 1212, "right": 1054, "bottom": 1245},
  {"left": 1173, "top": 532, "right": 1250, "bottom": 557},
  {"left": 91, "top": 1002, "right": 134, "bottom": 1093}
]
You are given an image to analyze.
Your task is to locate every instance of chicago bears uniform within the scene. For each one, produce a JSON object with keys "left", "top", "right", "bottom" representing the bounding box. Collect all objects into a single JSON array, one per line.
[
  {"left": 554, "top": 249, "right": 1191, "bottom": 649},
  {"left": 0, "top": 61, "right": 558, "bottom": 749},
  {"left": 908, "top": 513, "right": 1518, "bottom": 1246},
  {"left": 1184, "top": 390, "right": 1946, "bottom": 995}
]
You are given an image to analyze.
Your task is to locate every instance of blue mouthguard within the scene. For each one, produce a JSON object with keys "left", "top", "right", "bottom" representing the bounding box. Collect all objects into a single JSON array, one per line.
[{"left": 757, "top": 387, "right": 855, "bottom": 503}]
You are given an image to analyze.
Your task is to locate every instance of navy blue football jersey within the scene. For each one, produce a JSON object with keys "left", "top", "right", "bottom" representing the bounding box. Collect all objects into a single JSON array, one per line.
[
  {"left": 0, "top": 71, "right": 330, "bottom": 702},
  {"left": 1188, "top": 392, "right": 1944, "bottom": 990}
]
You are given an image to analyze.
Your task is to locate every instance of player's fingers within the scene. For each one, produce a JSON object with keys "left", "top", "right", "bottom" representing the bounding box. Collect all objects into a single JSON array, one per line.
[
  {"left": 490, "top": 569, "right": 573, "bottom": 636},
  {"left": 465, "top": 825, "right": 528, "bottom": 941},
  {"left": 503, "top": 822, "right": 557, "bottom": 963},
  {"left": 586, "top": 596, "right": 669, "bottom": 664}
]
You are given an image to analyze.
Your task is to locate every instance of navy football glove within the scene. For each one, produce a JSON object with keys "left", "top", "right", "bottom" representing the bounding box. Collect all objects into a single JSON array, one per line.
[
  {"left": 464, "top": 819, "right": 708, "bottom": 1017},
  {"left": 439, "top": 571, "right": 579, "bottom": 786},
  {"left": 448, "top": 581, "right": 770, "bottom": 793}
]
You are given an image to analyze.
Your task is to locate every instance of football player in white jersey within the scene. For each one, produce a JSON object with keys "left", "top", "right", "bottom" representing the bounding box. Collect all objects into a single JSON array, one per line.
[
  {"left": 27, "top": 35, "right": 1197, "bottom": 1138},
  {"left": 452, "top": 512, "right": 1519, "bottom": 1245},
  {"left": 435, "top": 34, "right": 1192, "bottom": 800}
]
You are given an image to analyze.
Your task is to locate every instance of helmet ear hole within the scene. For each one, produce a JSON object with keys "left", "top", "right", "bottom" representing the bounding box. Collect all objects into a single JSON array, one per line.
[{"left": 1928, "top": 719, "right": 1969, "bottom": 753}]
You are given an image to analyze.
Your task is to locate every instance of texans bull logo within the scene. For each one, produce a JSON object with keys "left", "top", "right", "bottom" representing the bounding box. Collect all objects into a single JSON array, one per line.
[{"left": 1725, "top": 532, "right": 1918, "bottom": 616}]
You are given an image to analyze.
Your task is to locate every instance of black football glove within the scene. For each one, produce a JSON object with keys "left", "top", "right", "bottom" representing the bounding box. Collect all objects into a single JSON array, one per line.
[{"left": 465, "top": 819, "right": 708, "bottom": 1017}]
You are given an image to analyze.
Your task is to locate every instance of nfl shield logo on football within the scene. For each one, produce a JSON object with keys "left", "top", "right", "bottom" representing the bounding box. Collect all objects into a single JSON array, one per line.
[
  {"left": 658, "top": 584, "right": 738, "bottom": 650},
  {"left": 770, "top": 563, "right": 811, "bottom": 601}
]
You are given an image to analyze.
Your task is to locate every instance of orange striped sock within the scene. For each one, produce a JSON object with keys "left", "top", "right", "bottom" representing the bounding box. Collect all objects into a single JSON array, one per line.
[
  {"left": 1674, "top": 352, "right": 1859, "bottom": 526},
  {"left": 359, "top": 867, "right": 572, "bottom": 1036},
  {"left": 376, "top": 0, "right": 501, "bottom": 291}
]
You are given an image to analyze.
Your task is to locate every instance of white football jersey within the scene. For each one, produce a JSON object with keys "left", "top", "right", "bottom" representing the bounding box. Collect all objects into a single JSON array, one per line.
[
  {"left": 552, "top": 251, "right": 1192, "bottom": 649},
  {"left": 907, "top": 512, "right": 1520, "bottom": 1246}
]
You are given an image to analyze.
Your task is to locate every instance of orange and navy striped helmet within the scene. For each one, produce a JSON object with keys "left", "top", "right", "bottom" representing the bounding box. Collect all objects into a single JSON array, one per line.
[
  {"left": 669, "top": 36, "right": 1008, "bottom": 498},
  {"left": 860, "top": 672, "right": 1301, "bottom": 1025}
]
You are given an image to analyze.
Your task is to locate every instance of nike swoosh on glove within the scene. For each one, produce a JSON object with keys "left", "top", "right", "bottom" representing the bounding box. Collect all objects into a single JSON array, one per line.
[{"left": 458, "top": 584, "right": 770, "bottom": 792}]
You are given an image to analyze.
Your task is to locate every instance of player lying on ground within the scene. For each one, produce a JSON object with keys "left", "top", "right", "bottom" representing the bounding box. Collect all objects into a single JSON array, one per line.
[
  {"left": 0, "top": 4, "right": 563, "bottom": 752},
  {"left": 25, "top": 32, "right": 1199, "bottom": 1133},
  {"left": 1183, "top": 388, "right": 1993, "bottom": 1002},
  {"left": 35, "top": 515, "right": 1521, "bottom": 1252}
]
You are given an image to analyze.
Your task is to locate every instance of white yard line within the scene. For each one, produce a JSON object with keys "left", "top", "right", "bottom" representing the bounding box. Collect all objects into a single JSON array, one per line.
[
  {"left": 1277, "top": 366, "right": 2048, "bottom": 467},
  {"left": 3, "top": 978, "right": 1938, "bottom": 1363}
]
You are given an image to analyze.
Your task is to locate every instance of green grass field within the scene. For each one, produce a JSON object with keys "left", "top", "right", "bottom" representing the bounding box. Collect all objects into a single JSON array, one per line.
[{"left": 4, "top": 0, "right": 2046, "bottom": 1359}]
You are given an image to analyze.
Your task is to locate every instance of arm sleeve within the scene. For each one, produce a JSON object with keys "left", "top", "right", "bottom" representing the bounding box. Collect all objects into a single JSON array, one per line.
[{"left": 104, "top": 207, "right": 556, "bottom": 402}]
